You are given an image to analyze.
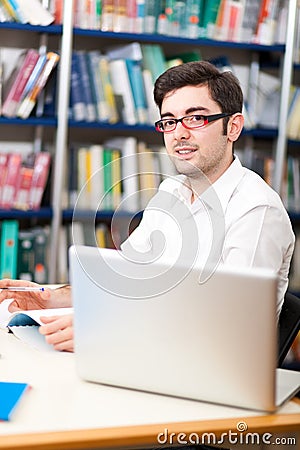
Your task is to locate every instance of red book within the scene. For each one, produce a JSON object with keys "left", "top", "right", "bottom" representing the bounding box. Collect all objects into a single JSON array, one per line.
[
  {"left": 28, "top": 152, "right": 51, "bottom": 209},
  {"left": 2, "top": 49, "right": 40, "bottom": 118},
  {"left": 0, "top": 153, "right": 22, "bottom": 209},
  {"left": 13, "top": 166, "right": 34, "bottom": 210},
  {"left": 0, "top": 153, "right": 9, "bottom": 206}
]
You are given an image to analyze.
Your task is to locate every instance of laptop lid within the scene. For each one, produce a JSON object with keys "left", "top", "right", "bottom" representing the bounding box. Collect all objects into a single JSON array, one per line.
[{"left": 69, "top": 244, "right": 299, "bottom": 412}]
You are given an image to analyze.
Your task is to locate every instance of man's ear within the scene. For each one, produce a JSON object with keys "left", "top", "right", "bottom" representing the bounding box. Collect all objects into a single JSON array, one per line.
[{"left": 227, "top": 113, "right": 244, "bottom": 142}]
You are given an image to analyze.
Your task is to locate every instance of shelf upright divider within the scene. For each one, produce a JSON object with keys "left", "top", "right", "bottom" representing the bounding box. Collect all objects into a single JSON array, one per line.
[
  {"left": 273, "top": 0, "right": 297, "bottom": 194},
  {"left": 49, "top": 0, "right": 74, "bottom": 283}
]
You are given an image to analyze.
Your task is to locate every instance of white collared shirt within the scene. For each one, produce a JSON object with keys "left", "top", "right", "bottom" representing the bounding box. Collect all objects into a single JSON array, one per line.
[{"left": 121, "top": 157, "right": 295, "bottom": 317}]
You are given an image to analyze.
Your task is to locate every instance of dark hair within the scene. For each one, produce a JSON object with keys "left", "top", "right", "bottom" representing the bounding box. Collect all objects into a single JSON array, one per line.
[{"left": 154, "top": 61, "right": 243, "bottom": 133}]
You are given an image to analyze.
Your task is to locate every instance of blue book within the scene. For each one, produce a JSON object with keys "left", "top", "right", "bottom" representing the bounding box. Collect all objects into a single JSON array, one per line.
[
  {"left": 70, "top": 52, "right": 87, "bottom": 122},
  {"left": 76, "top": 51, "right": 97, "bottom": 122},
  {"left": 125, "top": 59, "right": 148, "bottom": 124},
  {"left": 0, "top": 382, "right": 30, "bottom": 421},
  {"left": 18, "top": 53, "right": 48, "bottom": 106}
]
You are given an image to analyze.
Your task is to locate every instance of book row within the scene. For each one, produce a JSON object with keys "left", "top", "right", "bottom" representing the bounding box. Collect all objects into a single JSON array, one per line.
[
  {"left": 69, "top": 42, "right": 282, "bottom": 130},
  {"left": 0, "top": 0, "right": 289, "bottom": 46},
  {"left": 0, "top": 220, "right": 49, "bottom": 283},
  {"left": 54, "top": 0, "right": 287, "bottom": 46},
  {"left": 236, "top": 148, "right": 300, "bottom": 214},
  {"left": 1, "top": 49, "right": 60, "bottom": 119},
  {"left": 0, "top": 151, "right": 51, "bottom": 210},
  {"left": 0, "top": 0, "right": 54, "bottom": 26},
  {"left": 0, "top": 40, "right": 283, "bottom": 129},
  {"left": 67, "top": 138, "right": 177, "bottom": 213}
]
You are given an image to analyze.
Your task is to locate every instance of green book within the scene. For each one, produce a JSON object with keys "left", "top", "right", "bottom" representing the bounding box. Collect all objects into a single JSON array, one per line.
[
  {"left": 33, "top": 227, "right": 49, "bottom": 284},
  {"left": 202, "top": 0, "right": 222, "bottom": 38},
  {"left": 103, "top": 148, "right": 113, "bottom": 210},
  {"left": 0, "top": 220, "right": 19, "bottom": 279},
  {"left": 17, "top": 230, "right": 35, "bottom": 282}
]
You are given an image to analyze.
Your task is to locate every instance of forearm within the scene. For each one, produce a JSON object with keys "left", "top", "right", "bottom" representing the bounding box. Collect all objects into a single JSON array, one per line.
[{"left": 50, "top": 285, "right": 72, "bottom": 308}]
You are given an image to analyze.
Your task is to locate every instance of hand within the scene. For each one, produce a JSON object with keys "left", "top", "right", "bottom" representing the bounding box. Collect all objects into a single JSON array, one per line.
[
  {"left": 0, "top": 279, "right": 72, "bottom": 311},
  {"left": 39, "top": 314, "right": 74, "bottom": 352}
]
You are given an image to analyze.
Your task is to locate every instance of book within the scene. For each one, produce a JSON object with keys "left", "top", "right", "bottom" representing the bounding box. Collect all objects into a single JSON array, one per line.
[
  {"left": 28, "top": 152, "right": 51, "bottom": 210},
  {"left": 101, "top": 0, "right": 114, "bottom": 31},
  {"left": 113, "top": 0, "right": 128, "bottom": 32},
  {"left": 201, "top": 0, "right": 222, "bottom": 38},
  {"left": 76, "top": 146, "right": 89, "bottom": 209},
  {"left": 33, "top": 227, "right": 49, "bottom": 284},
  {"left": 0, "top": 153, "right": 9, "bottom": 205},
  {"left": 0, "top": 220, "right": 19, "bottom": 279},
  {"left": 17, "top": 52, "right": 60, "bottom": 120},
  {"left": 137, "top": 141, "right": 158, "bottom": 209},
  {"left": 125, "top": 59, "right": 148, "bottom": 124},
  {"left": 76, "top": 51, "right": 97, "bottom": 122},
  {"left": 13, "top": 165, "right": 34, "bottom": 210},
  {"left": 104, "top": 136, "right": 139, "bottom": 212},
  {"left": 98, "top": 55, "right": 119, "bottom": 124},
  {"left": 86, "top": 51, "right": 110, "bottom": 122},
  {"left": 3, "top": 0, "right": 27, "bottom": 23},
  {"left": 144, "top": 0, "right": 160, "bottom": 34},
  {"left": 89, "top": 144, "right": 104, "bottom": 211},
  {"left": 109, "top": 59, "right": 137, "bottom": 125},
  {"left": 0, "top": 382, "right": 30, "bottom": 421},
  {"left": 0, "top": 153, "right": 22, "bottom": 209},
  {"left": 16, "top": 0, "right": 54, "bottom": 26},
  {"left": 17, "top": 53, "right": 48, "bottom": 110},
  {"left": 17, "top": 230, "right": 35, "bottom": 281},
  {"left": 2, "top": 49, "right": 40, "bottom": 118},
  {"left": 70, "top": 52, "right": 86, "bottom": 122},
  {"left": 102, "top": 148, "right": 113, "bottom": 210},
  {"left": 238, "top": 0, "right": 261, "bottom": 43}
]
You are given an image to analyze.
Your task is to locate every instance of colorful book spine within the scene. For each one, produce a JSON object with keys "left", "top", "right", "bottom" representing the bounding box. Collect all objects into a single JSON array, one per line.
[
  {"left": 144, "top": 0, "right": 159, "bottom": 33},
  {"left": 0, "top": 220, "right": 19, "bottom": 279},
  {"left": 201, "top": 0, "right": 222, "bottom": 38},
  {"left": 101, "top": 0, "right": 114, "bottom": 31},
  {"left": 125, "top": 59, "right": 148, "bottom": 124},
  {"left": 33, "top": 227, "right": 49, "bottom": 284},
  {"left": 86, "top": 51, "right": 109, "bottom": 122},
  {"left": 0, "top": 153, "right": 22, "bottom": 209},
  {"left": 113, "top": 0, "right": 128, "bottom": 31},
  {"left": 76, "top": 51, "right": 97, "bottom": 122},
  {"left": 98, "top": 55, "right": 119, "bottom": 124},
  {"left": 17, "top": 230, "right": 35, "bottom": 281},
  {"left": 69, "top": 52, "right": 86, "bottom": 122},
  {"left": 17, "top": 51, "right": 60, "bottom": 119},
  {"left": 6, "top": 0, "right": 27, "bottom": 23},
  {"left": 108, "top": 59, "right": 137, "bottom": 125},
  {"left": 103, "top": 148, "right": 113, "bottom": 210},
  {"left": 2, "top": 49, "right": 40, "bottom": 118},
  {"left": 28, "top": 152, "right": 51, "bottom": 210},
  {"left": 13, "top": 166, "right": 34, "bottom": 210}
]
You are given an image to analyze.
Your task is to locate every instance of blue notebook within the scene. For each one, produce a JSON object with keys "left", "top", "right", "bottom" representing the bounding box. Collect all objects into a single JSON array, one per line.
[{"left": 0, "top": 382, "right": 30, "bottom": 421}]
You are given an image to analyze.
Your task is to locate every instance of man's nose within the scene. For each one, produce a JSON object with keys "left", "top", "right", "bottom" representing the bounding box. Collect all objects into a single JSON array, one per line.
[{"left": 173, "top": 121, "right": 191, "bottom": 139}]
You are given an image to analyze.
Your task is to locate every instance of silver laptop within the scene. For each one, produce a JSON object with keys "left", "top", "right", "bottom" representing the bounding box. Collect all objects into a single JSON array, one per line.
[{"left": 69, "top": 244, "right": 300, "bottom": 412}]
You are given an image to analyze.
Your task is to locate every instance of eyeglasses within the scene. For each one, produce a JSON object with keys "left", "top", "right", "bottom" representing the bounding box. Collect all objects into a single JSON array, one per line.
[{"left": 155, "top": 113, "right": 234, "bottom": 133}]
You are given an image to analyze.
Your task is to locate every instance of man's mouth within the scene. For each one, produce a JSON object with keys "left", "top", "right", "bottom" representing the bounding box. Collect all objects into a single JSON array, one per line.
[{"left": 177, "top": 149, "right": 195, "bottom": 154}]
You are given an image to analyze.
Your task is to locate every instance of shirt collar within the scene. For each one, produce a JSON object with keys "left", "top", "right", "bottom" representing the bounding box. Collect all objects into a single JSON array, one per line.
[{"left": 171, "top": 156, "right": 245, "bottom": 214}]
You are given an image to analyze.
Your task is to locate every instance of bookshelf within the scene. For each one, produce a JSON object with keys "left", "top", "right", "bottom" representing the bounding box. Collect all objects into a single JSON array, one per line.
[
  {"left": 0, "top": 0, "right": 299, "bottom": 284},
  {"left": 0, "top": 17, "right": 62, "bottom": 282}
]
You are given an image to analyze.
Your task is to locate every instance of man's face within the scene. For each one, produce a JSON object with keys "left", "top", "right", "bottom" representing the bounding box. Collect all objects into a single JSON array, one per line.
[{"left": 161, "top": 85, "right": 234, "bottom": 183}]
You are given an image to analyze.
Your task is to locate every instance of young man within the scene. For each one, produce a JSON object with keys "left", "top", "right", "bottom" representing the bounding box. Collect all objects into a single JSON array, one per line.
[{"left": 0, "top": 61, "right": 295, "bottom": 352}]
